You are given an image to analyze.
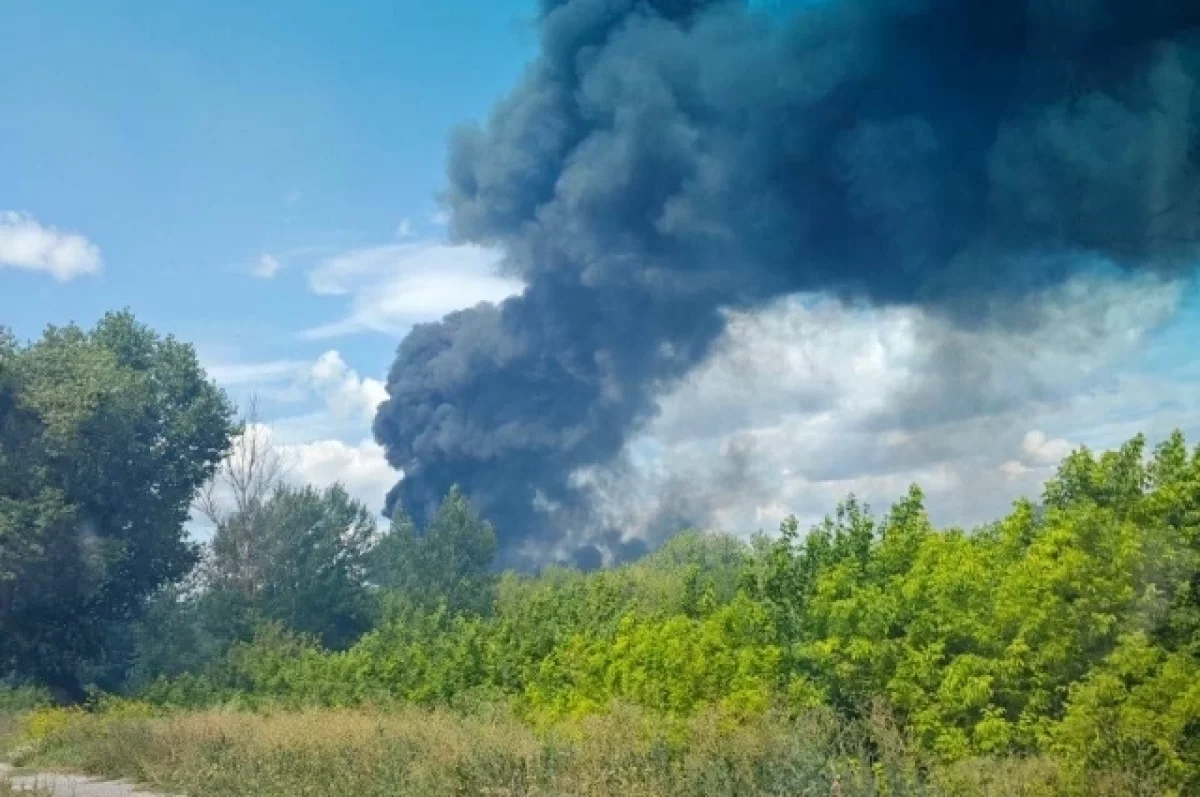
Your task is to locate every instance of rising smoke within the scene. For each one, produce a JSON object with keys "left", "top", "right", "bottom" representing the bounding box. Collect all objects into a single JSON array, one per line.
[{"left": 374, "top": 0, "right": 1200, "bottom": 568}]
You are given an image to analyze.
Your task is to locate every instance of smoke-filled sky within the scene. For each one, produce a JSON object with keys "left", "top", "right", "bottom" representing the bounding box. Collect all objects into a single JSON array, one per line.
[
  {"left": 3, "top": 0, "right": 1200, "bottom": 563},
  {"left": 375, "top": 0, "right": 1200, "bottom": 567}
]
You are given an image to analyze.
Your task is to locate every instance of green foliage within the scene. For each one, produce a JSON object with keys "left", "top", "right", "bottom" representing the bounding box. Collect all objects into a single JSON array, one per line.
[
  {"left": 115, "top": 432, "right": 1200, "bottom": 794},
  {"left": 1055, "top": 632, "right": 1200, "bottom": 794},
  {"left": 3, "top": 339, "right": 1197, "bottom": 797},
  {"left": 371, "top": 485, "right": 498, "bottom": 617},
  {"left": 123, "top": 577, "right": 241, "bottom": 691},
  {"left": 209, "top": 483, "right": 380, "bottom": 650},
  {"left": 733, "top": 433, "right": 1200, "bottom": 788},
  {"left": 0, "top": 312, "right": 236, "bottom": 701},
  {"left": 0, "top": 683, "right": 50, "bottom": 714},
  {"left": 525, "top": 594, "right": 782, "bottom": 720},
  {"left": 123, "top": 483, "right": 383, "bottom": 693}
]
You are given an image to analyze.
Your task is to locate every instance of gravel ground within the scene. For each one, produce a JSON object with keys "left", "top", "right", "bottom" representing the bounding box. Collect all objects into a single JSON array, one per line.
[{"left": 1, "top": 764, "right": 176, "bottom": 796}]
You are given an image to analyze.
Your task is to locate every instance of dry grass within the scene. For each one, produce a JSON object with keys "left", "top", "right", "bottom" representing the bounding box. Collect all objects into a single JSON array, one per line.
[
  {"left": 932, "top": 755, "right": 1166, "bottom": 797},
  {"left": 0, "top": 781, "right": 52, "bottom": 797},
  {"left": 0, "top": 715, "right": 46, "bottom": 796},
  {"left": 16, "top": 706, "right": 894, "bottom": 796},
  {"left": 0, "top": 716, "right": 17, "bottom": 755},
  {"left": 14, "top": 706, "right": 1156, "bottom": 797}
]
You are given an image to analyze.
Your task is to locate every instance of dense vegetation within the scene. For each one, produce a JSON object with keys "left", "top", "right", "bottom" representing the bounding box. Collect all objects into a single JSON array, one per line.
[
  {"left": 15, "top": 705, "right": 1164, "bottom": 797},
  {"left": 0, "top": 313, "right": 236, "bottom": 702},
  {"left": 3, "top": 314, "right": 1199, "bottom": 794}
]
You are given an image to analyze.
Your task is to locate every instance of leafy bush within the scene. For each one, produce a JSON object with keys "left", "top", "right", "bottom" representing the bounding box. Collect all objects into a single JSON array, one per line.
[
  {"left": 10, "top": 430, "right": 1199, "bottom": 794},
  {"left": 0, "top": 684, "right": 49, "bottom": 714}
]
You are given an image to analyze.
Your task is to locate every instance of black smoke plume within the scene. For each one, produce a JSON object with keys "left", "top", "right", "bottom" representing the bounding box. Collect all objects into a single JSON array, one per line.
[{"left": 375, "top": 0, "right": 1200, "bottom": 567}]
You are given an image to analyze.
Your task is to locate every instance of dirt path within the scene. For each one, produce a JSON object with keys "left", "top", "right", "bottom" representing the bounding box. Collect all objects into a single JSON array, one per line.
[{"left": 1, "top": 764, "right": 175, "bottom": 796}]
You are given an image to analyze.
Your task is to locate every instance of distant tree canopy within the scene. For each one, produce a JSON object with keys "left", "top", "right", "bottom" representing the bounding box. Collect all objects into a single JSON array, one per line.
[
  {"left": 0, "top": 312, "right": 236, "bottom": 701},
  {"left": 207, "top": 483, "right": 380, "bottom": 651},
  {"left": 3, "top": 311, "right": 1199, "bottom": 792},
  {"left": 124, "top": 430, "right": 1199, "bottom": 793},
  {"left": 371, "top": 486, "right": 498, "bottom": 617}
]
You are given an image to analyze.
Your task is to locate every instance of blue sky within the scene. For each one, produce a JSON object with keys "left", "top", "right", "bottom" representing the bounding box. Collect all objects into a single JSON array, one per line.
[
  {"left": 2, "top": 1, "right": 1198, "bottom": 533},
  {"left": 0, "top": 0, "right": 542, "bottom": 522},
  {"left": 1, "top": 0, "right": 534, "bottom": 366}
]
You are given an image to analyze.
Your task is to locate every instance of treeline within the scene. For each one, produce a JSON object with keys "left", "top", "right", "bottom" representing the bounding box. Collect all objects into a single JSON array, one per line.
[
  {"left": 1, "top": 313, "right": 236, "bottom": 702},
  {"left": 2, "top": 314, "right": 1199, "bottom": 792},
  {"left": 139, "top": 436, "right": 1199, "bottom": 791}
]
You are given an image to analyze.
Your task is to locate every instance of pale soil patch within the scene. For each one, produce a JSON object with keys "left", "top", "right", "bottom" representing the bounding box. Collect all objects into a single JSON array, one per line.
[{"left": 0, "top": 764, "right": 175, "bottom": 796}]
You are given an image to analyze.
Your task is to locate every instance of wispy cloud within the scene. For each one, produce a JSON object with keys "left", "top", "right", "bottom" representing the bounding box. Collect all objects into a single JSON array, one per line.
[
  {"left": 203, "top": 358, "right": 309, "bottom": 387},
  {"left": 303, "top": 240, "right": 522, "bottom": 339},
  {"left": 0, "top": 211, "right": 103, "bottom": 281},
  {"left": 396, "top": 218, "right": 414, "bottom": 238},
  {"left": 252, "top": 253, "right": 282, "bottom": 279},
  {"left": 204, "top": 350, "right": 386, "bottom": 423}
]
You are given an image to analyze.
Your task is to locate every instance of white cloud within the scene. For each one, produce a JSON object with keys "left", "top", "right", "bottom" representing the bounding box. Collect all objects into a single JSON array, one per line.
[
  {"left": 587, "top": 274, "right": 1196, "bottom": 538},
  {"left": 430, "top": 209, "right": 451, "bottom": 227},
  {"left": 303, "top": 241, "right": 523, "bottom": 339},
  {"left": 1020, "top": 430, "right": 1074, "bottom": 465},
  {"left": 285, "top": 437, "right": 398, "bottom": 516},
  {"left": 396, "top": 218, "right": 414, "bottom": 238},
  {"left": 203, "top": 358, "right": 308, "bottom": 388},
  {"left": 308, "top": 350, "right": 388, "bottom": 421},
  {"left": 203, "top": 350, "right": 387, "bottom": 426},
  {"left": 0, "top": 211, "right": 103, "bottom": 281},
  {"left": 252, "top": 253, "right": 282, "bottom": 279},
  {"left": 999, "top": 460, "right": 1030, "bottom": 479},
  {"left": 191, "top": 349, "right": 399, "bottom": 531},
  {"left": 196, "top": 424, "right": 397, "bottom": 524}
]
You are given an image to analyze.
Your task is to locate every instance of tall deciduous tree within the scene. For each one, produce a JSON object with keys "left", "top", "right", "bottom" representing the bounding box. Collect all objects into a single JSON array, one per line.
[
  {"left": 208, "top": 484, "right": 380, "bottom": 650},
  {"left": 0, "top": 312, "right": 236, "bottom": 701},
  {"left": 197, "top": 403, "right": 291, "bottom": 605},
  {"left": 372, "top": 486, "right": 497, "bottom": 617}
]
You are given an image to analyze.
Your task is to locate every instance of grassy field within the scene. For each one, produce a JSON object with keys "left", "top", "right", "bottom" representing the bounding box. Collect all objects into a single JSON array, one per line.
[
  {"left": 2, "top": 705, "right": 1164, "bottom": 797},
  {"left": 0, "top": 717, "right": 16, "bottom": 757}
]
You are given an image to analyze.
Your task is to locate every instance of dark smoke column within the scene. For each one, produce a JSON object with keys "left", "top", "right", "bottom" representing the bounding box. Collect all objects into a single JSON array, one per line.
[{"left": 375, "top": 0, "right": 1200, "bottom": 568}]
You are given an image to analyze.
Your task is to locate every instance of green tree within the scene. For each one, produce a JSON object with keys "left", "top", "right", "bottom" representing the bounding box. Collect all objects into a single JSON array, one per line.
[
  {"left": 1048, "top": 431, "right": 1200, "bottom": 791},
  {"left": 123, "top": 576, "right": 225, "bottom": 690},
  {"left": 372, "top": 486, "right": 497, "bottom": 617},
  {"left": 1056, "top": 631, "right": 1200, "bottom": 792},
  {"left": 0, "top": 312, "right": 235, "bottom": 701},
  {"left": 749, "top": 496, "right": 876, "bottom": 643},
  {"left": 526, "top": 593, "right": 782, "bottom": 720},
  {"left": 207, "top": 484, "right": 380, "bottom": 650}
]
